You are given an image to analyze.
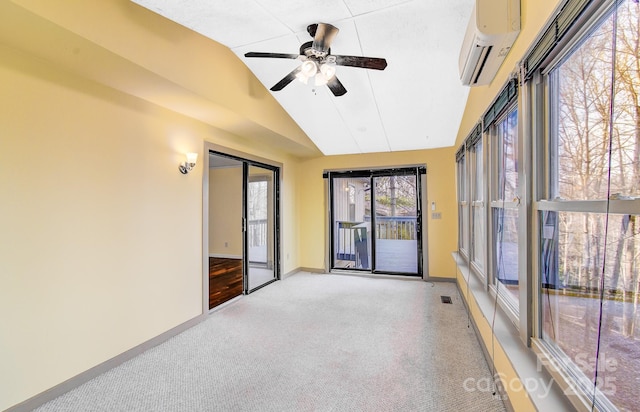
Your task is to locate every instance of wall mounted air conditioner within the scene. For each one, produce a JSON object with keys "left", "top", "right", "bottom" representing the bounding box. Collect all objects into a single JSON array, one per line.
[{"left": 459, "top": 0, "right": 520, "bottom": 86}]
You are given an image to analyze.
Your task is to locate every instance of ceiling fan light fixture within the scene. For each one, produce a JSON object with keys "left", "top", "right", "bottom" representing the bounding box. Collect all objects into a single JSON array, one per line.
[
  {"left": 320, "top": 61, "right": 336, "bottom": 80},
  {"left": 300, "top": 60, "right": 318, "bottom": 78},
  {"left": 244, "top": 22, "right": 387, "bottom": 96},
  {"left": 295, "top": 71, "right": 309, "bottom": 84}
]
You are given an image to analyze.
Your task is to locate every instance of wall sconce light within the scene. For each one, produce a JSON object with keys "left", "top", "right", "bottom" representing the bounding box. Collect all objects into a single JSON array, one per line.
[{"left": 179, "top": 152, "right": 198, "bottom": 174}]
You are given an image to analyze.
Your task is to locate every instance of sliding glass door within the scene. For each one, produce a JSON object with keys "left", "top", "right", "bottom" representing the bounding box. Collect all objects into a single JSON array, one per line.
[
  {"left": 373, "top": 174, "right": 418, "bottom": 273},
  {"left": 208, "top": 153, "right": 244, "bottom": 309},
  {"left": 245, "top": 164, "right": 277, "bottom": 292},
  {"left": 208, "top": 150, "right": 279, "bottom": 309},
  {"left": 330, "top": 168, "right": 423, "bottom": 276},
  {"left": 331, "top": 176, "right": 372, "bottom": 270}
]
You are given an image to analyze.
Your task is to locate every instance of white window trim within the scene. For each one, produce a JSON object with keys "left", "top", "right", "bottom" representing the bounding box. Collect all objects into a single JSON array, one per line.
[
  {"left": 537, "top": 199, "right": 640, "bottom": 214},
  {"left": 488, "top": 103, "right": 524, "bottom": 328},
  {"left": 470, "top": 139, "right": 487, "bottom": 278},
  {"left": 532, "top": 1, "right": 638, "bottom": 409}
]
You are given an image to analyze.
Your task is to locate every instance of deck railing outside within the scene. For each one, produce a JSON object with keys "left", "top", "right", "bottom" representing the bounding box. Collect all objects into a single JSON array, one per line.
[
  {"left": 336, "top": 221, "right": 361, "bottom": 261},
  {"left": 248, "top": 218, "right": 267, "bottom": 247},
  {"left": 367, "top": 216, "right": 417, "bottom": 240},
  {"left": 336, "top": 216, "right": 417, "bottom": 262}
]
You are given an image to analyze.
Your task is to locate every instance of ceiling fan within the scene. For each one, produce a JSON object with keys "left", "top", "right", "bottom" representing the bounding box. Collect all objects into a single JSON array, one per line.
[{"left": 244, "top": 23, "right": 388, "bottom": 96}]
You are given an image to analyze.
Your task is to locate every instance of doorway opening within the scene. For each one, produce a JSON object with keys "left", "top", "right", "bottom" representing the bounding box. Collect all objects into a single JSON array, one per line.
[
  {"left": 207, "top": 150, "right": 280, "bottom": 310},
  {"left": 328, "top": 167, "right": 425, "bottom": 276}
]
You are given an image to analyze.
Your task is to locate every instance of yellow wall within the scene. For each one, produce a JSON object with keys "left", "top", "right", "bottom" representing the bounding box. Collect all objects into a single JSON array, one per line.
[
  {"left": 0, "top": 44, "right": 196, "bottom": 408},
  {"left": 297, "top": 148, "right": 458, "bottom": 278},
  {"left": 209, "top": 167, "right": 243, "bottom": 257},
  {"left": 455, "top": 0, "right": 563, "bottom": 145},
  {"left": 456, "top": 269, "right": 536, "bottom": 411},
  {"left": 281, "top": 159, "right": 300, "bottom": 273},
  {"left": 6, "top": 0, "right": 318, "bottom": 157},
  {"left": 0, "top": 34, "right": 302, "bottom": 412}
]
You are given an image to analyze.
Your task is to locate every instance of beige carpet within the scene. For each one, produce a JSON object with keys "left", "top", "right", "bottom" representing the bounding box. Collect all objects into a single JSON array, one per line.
[{"left": 35, "top": 272, "right": 506, "bottom": 411}]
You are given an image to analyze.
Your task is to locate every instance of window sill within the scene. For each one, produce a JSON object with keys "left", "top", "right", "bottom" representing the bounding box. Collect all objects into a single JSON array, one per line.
[
  {"left": 453, "top": 252, "right": 576, "bottom": 412},
  {"left": 531, "top": 339, "right": 619, "bottom": 412}
]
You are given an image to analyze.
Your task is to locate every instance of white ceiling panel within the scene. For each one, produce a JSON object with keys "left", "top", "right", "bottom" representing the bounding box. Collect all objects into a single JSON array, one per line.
[
  {"left": 344, "top": 0, "right": 414, "bottom": 17},
  {"left": 352, "top": 0, "right": 473, "bottom": 151},
  {"left": 326, "top": 19, "right": 368, "bottom": 56},
  {"left": 332, "top": 75, "right": 389, "bottom": 150},
  {"left": 132, "top": 0, "right": 290, "bottom": 48},
  {"left": 277, "top": 86, "right": 363, "bottom": 155},
  {"left": 254, "top": 0, "right": 353, "bottom": 35},
  {"left": 132, "top": 0, "right": 476, "bottom": 155}
]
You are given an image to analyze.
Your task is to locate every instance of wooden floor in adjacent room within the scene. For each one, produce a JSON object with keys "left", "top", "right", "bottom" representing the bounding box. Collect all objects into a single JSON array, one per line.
[{"left": 209, "top": 257, "right": 243, "bottom": 309}]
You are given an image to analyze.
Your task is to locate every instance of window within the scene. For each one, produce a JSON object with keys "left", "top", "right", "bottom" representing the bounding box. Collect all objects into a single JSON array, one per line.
[
  {"left": 457, "top": 150, "right": 469, "bottom": 257},
  {"left": 471, "top": 136, "right": 485, "bottom": 273},
  {"left": 455, "top": 0, "right": 639, "bottom": 409},
  {"left": 457, "top": 81, "right": 519, "bottom": 308},
  {"left": 539, "top": 1, "right": 640, "bottom": 410},
  {"left": 492, "top": 107, "right": 520, "bottom": 310}
]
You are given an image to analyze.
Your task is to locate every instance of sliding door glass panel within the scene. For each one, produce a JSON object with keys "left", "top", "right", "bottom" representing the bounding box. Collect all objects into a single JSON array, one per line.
[
  {"left": 373, "top": 175, "right": 418, "bottom": 274},
  {"left": 208, "top": 153, "right": 244, "bottom": 309},
  {"left": 332, "top": 177, "right": 371, "bottom": 270},
  {"left": 246, "top": 165, "right": 276, "bottom": 291}
]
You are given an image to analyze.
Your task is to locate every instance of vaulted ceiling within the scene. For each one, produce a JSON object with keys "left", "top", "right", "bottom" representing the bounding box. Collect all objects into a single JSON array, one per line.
[{"left": 131, "top": 0, "right": 474, "bottom": 155}]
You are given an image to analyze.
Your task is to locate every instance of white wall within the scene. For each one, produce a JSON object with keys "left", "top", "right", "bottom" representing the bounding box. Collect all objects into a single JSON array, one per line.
[{"left": 209, "top": 167, "right": 243, "bottom": 257}]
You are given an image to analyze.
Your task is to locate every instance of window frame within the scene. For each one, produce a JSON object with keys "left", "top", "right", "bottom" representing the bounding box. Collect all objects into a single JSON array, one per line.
[
  {"left": 456, "top": 148, "right": 470, "bottom": 259},
  {"left": 455, "top": 0, "right": 638, "bottom": 409},
  {"left": 470, "top": 137, "right": 487, "bottom": 277},
  {"left": 489, "top": 103, "right": 522, "bottom": 323},
  {"left": 531, "top": 1, "right": 639, "bottom": 410}
]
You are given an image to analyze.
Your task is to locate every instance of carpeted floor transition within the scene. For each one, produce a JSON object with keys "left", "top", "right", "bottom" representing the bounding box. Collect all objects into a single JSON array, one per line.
[{"left": 35, "top": 272, "right": 506, "bottom": 412}]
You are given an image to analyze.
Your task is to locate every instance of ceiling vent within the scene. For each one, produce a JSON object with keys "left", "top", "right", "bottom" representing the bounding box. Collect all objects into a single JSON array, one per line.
[{"left": 459, "top": 0, "right": 520, "bottom": 86}]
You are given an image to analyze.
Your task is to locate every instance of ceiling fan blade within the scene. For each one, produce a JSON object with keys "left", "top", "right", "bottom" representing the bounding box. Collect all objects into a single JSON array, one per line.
[
  {"left": 327, "top": 76, "right": 347, "bottom": 97},
  {"left": 312, "top": 23, "right": 339, "bottom": 54},
  {"left": 270, "top": 67, "right": 302, "bottom": 91},
  {"left": 334, "top": 55, "right": 388, "bottom": 70},
  {"left": 245, "top": 52, "right": 299, "bottom": 59}
]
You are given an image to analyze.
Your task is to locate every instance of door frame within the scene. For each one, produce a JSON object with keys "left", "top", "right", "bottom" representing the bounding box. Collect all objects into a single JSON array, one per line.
[
  {"left": 243, "top": 161, "right": 280, "bottom": 294},
  {"left": 325, "top": 166, "right": 427, "bottom": 277},
  {"left": 202, "top": 142, "right": 282, "bottom": 313}
]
